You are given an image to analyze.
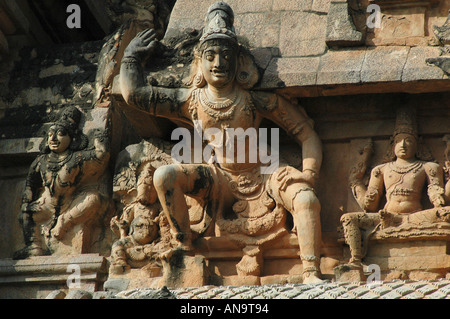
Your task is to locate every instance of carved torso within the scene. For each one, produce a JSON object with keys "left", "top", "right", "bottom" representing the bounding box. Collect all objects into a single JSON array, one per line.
[
  {"left": 188, "top": 87, "right": 263, "bottom": 172},
  {"left": 33, "top": 149, "right": 107, "bottom": 208},
  {"left": 374, "top": 160, "right": 438, "bottom": 214}
]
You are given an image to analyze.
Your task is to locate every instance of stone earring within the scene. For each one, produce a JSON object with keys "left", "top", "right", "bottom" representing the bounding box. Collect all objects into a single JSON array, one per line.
[
  {"left": 194, "top": 72, "right": 205, "bottom": 87},
  {"left": 237, "top": 71, "right": 249, "bottom": 83}
]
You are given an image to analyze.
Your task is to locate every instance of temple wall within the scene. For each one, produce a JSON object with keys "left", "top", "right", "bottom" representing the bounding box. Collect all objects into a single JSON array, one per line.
[{"left": 0, "top": 0, "right": 449, "bottom": 296}]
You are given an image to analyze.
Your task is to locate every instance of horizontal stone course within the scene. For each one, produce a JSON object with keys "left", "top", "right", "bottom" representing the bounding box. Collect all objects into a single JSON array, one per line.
[
  {"left": 165, "top": 0, "right": 448, "bottom": 94},
  {"left": 259, "top": 47, "right": 446, "bottom": 92}
]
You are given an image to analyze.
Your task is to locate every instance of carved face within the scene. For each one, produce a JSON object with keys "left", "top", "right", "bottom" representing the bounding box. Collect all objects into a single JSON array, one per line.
[
  {"left": 47, "top": 125, "right": 71, "bottom": 153},
  {"left": 394, "top": 133, "right": 417, "bottom": 160},
  {"left": 200, "top": 41, "right": 238, "bottom": 89},
  {"left": 131, "top": 217, "right": 158, "bottom": 245}
]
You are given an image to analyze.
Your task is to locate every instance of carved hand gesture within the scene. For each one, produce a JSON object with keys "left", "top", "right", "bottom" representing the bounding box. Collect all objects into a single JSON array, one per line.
[
  {"left": 124, "top": 29, "right": 160, "bottom": 63},
  {"left": 278, "top": 167, "right": 317, "bottom": 190}
]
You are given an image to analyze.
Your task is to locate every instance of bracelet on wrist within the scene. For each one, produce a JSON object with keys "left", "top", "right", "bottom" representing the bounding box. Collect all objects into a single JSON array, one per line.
[{"left": 122, "top": 55, "right": 140, "bottom": 64}]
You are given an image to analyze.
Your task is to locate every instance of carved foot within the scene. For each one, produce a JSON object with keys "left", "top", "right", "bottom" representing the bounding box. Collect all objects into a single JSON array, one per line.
[
  {"left": 236, "top": 246, "right": 263, "bottom": 277},
  {"left": 302, "top": 266, "right": 323, "bottom": 284},
  {"left": 236, "top": 255, "right": 261, "bottom": 277}
]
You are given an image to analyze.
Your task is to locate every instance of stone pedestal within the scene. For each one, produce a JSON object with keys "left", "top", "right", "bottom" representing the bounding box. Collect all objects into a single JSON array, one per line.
[
  {"left": 339, "top": 238, "right": 450, "bottom": 282},
  {"left": 0, "top": 254, "right": 107, "bottom": 298},
  {"left": 365, "top": 239, "right": 450, "bottom": 280},
  {"left": 196, "top": 233, "right": 340, "bottom": 285},
  {"left": 161, "top": 254, "right": 208, "bottom": 289}
]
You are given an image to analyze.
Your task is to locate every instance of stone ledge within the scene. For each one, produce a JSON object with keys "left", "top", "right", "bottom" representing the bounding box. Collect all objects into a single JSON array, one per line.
[
  {"left": 261, "top": 57, "right": 320, "bottom": 88},
  {"left": 258, "top": 46, "right": 449, "bottom": 96},
  {"left": 0, "top": 254, "right": 107, "bottom": 277},
  {"left": 0, "top": 137, "right": 42, "bottom": 156},
  {"left": 0, "top": 254, "right": 108, "bottom": 298},
  {"left": 317, "top": 47, "right": 367, "bottom": 85}
]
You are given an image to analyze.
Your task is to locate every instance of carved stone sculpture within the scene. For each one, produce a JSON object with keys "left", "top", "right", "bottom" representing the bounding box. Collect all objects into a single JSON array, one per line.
[
  {"left": 339, "top": 107, "right": 450, "bottom": 278},
  {"left": 110, "top": 138, "right": 175, "bottom": 274},
  {"left": 14, "top": 106, "right": 111, "bottom": 259},
  {"left": 118, "top": 2, "right": 324, "bottom": 284}
]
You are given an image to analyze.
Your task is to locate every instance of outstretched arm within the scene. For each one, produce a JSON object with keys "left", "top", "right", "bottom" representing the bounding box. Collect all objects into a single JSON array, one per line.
[{"left": 120, "top": 29, "right": 190, "bottom": 120}]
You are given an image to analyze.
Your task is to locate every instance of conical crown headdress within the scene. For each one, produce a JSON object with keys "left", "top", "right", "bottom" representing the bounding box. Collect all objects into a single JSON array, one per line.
[
  {"left": 54, "top": 106, "right": 82, "bottom": 137},
  {"left": 199, "top": 2, "right": 237, "bottom": 45},
  {"left": 393, "top": 107, "right": 418, "bottom": 140}
]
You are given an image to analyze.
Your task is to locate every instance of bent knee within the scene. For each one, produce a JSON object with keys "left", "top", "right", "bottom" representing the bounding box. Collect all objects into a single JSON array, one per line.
[
  {"left": 292, "top": 190, "right": 321, "bottom": 212},
  {"left": 153, "top": 164, "right": 183, "bottom": 191}
]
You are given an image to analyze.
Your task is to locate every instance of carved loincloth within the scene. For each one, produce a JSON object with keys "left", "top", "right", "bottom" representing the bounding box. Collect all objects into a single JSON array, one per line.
[{"left": 214, "top": 164, "right": 288, "bottom": 248}]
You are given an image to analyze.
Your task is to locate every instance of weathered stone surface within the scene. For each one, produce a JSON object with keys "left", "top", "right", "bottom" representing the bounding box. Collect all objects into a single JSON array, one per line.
[
  {"left": 317, "top": 48, "right": 366, "bottom": 85},
  {"left": 334, "top": 265, "right": 365, "bottom": 282},
  {"left": 164, "top": 0, "right": 450, "bottom": 95},
  {"left": 0, "top": 137, "right": 42, "bottom": 156},
  {"left": 273, "top": 0, "right": 313, "bottom": 12},
  {"left": 261, "top": 57, "right": 320, "bottom": 88},
  {"left": 235, "top": 11, "right": 281, "bottom": 48},
  {"left": 279, "top": 11, "right": 327, "bottom": 56},
  {"left": 403, "top": 47, "right": 446, "bottom": 82},
  {"left": 311, "top": 0, "right": 331, "bottom": 13},
  {"left": 361, "top": 46, "right": 410, "bottom": 83},
  {"left": 325, "top": 1, "right": 363, "bottom": 47},
  {"left": 161, "top": 255, "right": 209, "bottom": 289},
  {"left": 0, "top": 254, "right": 107, "bottom": 298},
  {"left": 250, "top": 47, "right": 280, "bottom": 70}
]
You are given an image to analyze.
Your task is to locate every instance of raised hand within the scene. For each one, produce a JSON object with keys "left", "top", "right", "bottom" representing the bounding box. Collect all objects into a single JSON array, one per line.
[{"left": 124, "top": 29, "right": 159, "bottom": 63}]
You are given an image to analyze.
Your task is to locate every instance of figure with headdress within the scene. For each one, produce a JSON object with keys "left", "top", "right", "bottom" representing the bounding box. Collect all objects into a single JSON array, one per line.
[
  {"left": 340, "top": 107, "right": 450, "bottom": 271},
  {"left": 14, "top": 106, "right": 110, "bottom": 259},
  {"left": 119, "top": 2, "right": 323, "bottom": 283}
]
